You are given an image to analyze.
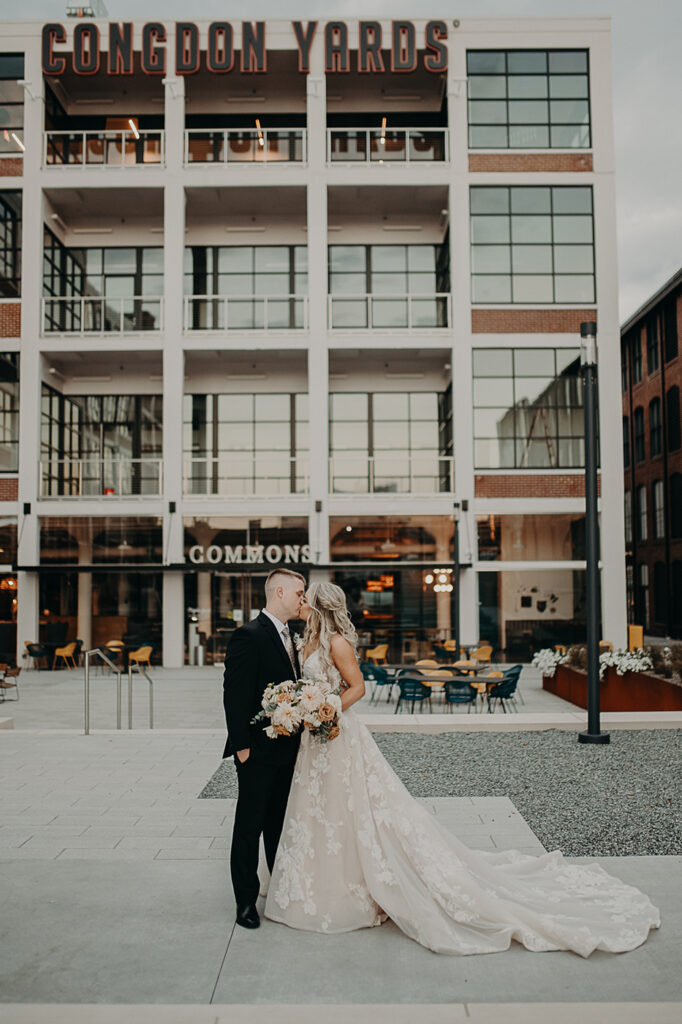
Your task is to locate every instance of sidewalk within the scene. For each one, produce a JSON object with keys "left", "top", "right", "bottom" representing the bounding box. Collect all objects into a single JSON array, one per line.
[{"left": 1, "top": 669, "right": 680, "bottom": 1020}]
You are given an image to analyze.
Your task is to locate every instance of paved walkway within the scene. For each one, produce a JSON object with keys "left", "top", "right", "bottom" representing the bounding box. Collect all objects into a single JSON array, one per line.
[{"left": 1, "top": 668, "right": 680, "bottom": 1020}]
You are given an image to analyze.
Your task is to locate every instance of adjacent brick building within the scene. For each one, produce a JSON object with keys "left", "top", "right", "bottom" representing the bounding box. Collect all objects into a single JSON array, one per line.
[{"left": 621, "top": 268, "right": 682, "bottom": 637}]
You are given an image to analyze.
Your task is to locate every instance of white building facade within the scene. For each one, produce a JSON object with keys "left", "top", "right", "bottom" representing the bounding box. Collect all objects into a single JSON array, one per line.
[{"left": 0, "top": 16, "right": 626, "bottom": 666}]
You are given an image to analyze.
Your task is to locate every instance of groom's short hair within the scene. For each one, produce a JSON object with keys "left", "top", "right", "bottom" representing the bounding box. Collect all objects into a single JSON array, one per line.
[{"left": 265, "top": 567, "right": 306, "bottom": 598}]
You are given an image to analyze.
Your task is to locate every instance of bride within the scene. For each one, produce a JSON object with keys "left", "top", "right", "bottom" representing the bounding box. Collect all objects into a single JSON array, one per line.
[{"left": 264, "top": 582, "right": 660, "bottom": 956}]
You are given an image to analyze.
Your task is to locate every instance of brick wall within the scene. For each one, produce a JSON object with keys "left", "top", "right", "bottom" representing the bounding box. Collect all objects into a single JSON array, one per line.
[
  {"left": 0, "top": 157, "right": 23, "bottom": 176},
  {"left": 0, "top": 303, "right": 21, "bottom": 338},
  {"left": 0, "top": 478, "right": 18, "bottom": 501},
  {"left": 469, "top": 153, "right": 593, "bottom": 173},
  {"left": 475, "top": 473, "right": 600, "bottom": 498},
  {"left": 472, "top": 309, "right": 597, "bottom": 334}
]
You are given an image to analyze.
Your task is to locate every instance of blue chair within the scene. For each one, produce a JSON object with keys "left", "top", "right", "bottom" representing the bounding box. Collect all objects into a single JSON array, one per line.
[
  {"left": 487, "top": 665, "right": 522, "bottom": 713},
  {"left": 395, "top": 676, "right": 432, "bottom": 714},
  {"left": 360, "top": 661, "right": 393, "bottom": 704},
  {"left": 444, "top": 680, "right": 478, "bottom": 713},
  {"left": 432, "top": 643, "right": 451, "bottom": 662}
]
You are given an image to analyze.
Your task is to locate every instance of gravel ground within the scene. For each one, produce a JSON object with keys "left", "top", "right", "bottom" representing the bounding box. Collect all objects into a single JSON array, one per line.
[{"left": 200, "top": 729, "right": 681, "bottom": 857}]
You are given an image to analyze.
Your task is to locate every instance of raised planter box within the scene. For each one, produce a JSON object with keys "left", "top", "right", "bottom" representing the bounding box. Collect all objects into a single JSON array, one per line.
[{"left": 543, "top": 664, "right": 682, "bottom": 712}]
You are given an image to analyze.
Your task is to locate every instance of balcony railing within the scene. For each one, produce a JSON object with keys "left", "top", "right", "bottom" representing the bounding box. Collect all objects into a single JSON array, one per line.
[
  {"left": 40, "top": 458, "right": 163, "bottom": 498},
  {"left": 44, "top": 130, "right": 165, "bottom": 168},
  {"left": 184, "top": 456, "right": 309, "bottom": 496},
  {"left": 42, "top": 296, "right": 163, "bottom": 335},
  {"left": 328, "top": 293, "right": 450, "bottom": 330},
  {"left": 184, "top": 129, "right": 307, "bottom": 165},
  {"left": 184, "top": 294, "right": 308, "bottom": 332},
  {"left": 327, "top": 128, "right": 448, "bottom": 164},
  {"left": 329, "top": 455, "right": 454, "bottom": 495}
]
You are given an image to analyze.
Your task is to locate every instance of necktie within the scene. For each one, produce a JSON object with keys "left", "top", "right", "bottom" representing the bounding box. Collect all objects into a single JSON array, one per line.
[{"left": 281, "top": 625, "right": 297, "bottom": 677}]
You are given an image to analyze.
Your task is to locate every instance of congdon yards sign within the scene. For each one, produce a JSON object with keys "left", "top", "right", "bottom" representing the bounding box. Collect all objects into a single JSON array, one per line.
[{"left": 41, "top": 20, "right": 448, "bottom": 76}]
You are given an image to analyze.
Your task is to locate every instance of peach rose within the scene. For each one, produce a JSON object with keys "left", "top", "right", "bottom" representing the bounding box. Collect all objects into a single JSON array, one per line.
[
  {"left": 318, "top": 702, "right": 336, "bottom": 723},
  {"left": 327, "top": 724, "right": 340, "bottom": 740}
]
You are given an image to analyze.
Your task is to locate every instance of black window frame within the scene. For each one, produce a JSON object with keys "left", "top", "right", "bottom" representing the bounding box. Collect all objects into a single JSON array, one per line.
[
  {"left": 0, "top": 191, "right": 21, "bottom": 297},
  {"left": 649, "top": 397, "right": 662, "bottom": 458},
  {"left": 633, "top": 406, "right": 645, "bottom": 463}
]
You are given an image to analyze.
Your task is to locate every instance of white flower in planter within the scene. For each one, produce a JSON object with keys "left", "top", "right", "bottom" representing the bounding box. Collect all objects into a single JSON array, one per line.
[
  {"left": 531, "top": 648, "right": 567, "bottom": 678},
  {"left": 599, "top": 648, "right": 653, "bottom": 680}
]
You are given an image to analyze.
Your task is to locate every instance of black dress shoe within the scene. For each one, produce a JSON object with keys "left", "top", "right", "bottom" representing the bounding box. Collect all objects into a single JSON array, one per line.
[{"left": 236, "top": 903, "right": 260, "bottom": 929}]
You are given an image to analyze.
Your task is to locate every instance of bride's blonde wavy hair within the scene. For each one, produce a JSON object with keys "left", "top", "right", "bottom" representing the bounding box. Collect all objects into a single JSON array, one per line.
[{"left": 303, "top": 581, "right": 358, "bottom": 680}]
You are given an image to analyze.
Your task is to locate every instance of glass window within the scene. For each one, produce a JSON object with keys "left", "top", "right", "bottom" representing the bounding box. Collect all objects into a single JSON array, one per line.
[
  {"left": 649, "top": 398, "right": 662, "bottom": 457},
  {"left": 467, "top": 49, "right": 591, "bottom": 149},
  {"left": 0, "top": 353, "right": 19, "bottom": 471},
  {"left": 477, "top": 514, "right": 586, "bottom": 561},
  {"left": 653, "top": 480, "right": 665, "bottom": 539},
  {"left": 667, "top": 386, "right": 681, "bottom": 451},
  {"left": 0, "top": 54, "right": 25, "bottom": 156},
  {"left": 473, "top": 347, "right": 584, "bottom": 469},
  {"left": 636, "top": 486, "right": 648, "bottom": 542},
  {"left": 470, "top": 186, "right": 595, "bottom": 305},
  {"left": 634, "top": 406, "right": 645, "bottom": 462}
]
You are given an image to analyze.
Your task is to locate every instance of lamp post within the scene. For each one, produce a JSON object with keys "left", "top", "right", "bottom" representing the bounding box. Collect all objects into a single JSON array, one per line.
[
  {"left": 578, "top": 321, "right": 610, "bottom": 745},
  {"left": 453, "top": 501, "right": 461, "bottom": 657}
]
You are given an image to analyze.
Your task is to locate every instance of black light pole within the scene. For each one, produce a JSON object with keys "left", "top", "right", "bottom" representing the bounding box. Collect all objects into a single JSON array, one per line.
[{"left": 578, "top": 321, "right": 610, "bottom": 745}]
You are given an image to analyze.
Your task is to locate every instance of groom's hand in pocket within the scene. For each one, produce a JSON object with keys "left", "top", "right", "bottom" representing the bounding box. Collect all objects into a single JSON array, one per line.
[{"left": 236, "top": 748, "right": 251, "bottom": 764}]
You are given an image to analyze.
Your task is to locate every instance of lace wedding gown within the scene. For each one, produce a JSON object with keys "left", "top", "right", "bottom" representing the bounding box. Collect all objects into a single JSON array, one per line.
[{"left": 264, "top": 650, "right": 660, "bottom": 956}]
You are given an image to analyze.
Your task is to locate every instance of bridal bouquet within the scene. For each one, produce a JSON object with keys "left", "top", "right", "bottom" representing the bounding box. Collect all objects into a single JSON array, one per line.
[{"left": 251, "top": 679, "right": 342, "bottom": 743}]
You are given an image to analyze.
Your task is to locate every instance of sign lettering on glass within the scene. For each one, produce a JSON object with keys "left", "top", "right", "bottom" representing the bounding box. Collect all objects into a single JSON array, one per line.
[
  {"left": 41, "top": 20, "right": 448, "bottom": 76},
  {"left": 188, "top": 544, "right": 312, "bottom": 566}
]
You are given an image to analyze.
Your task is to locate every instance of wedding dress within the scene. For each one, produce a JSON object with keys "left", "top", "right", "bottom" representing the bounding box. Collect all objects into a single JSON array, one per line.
[{"left": 264, "top": 649, "right": 660, "bottom": 956}]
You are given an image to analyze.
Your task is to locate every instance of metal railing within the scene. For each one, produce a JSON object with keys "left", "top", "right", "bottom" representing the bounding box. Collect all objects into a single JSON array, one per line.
[
  {"left": 44, "top": 130, "right": 165, "bottom": 168},
  {"left": 328, "top": 293, "right": 451, "bottom": 330},
  {"left": 84, "top": 648, "right": 153, "bottom": 734},
  {"left": 42, "top": 295, "right": 163, "bottom": 335},
  {"left": 184, "top": 128, "right": 306, "bottom": 165},
  {"left": 40, "top": 457, "right": 164, "bottom": 498},
  {"left": 184, "top": 294, "right": 308, "bottom": 331},
  {"left": 329, "top": 454, "right": 454, "bottom": 494},
  {"left": 327, "top": 128, "right": 449, "bottom": 163},
  {"left": 184, "top": 455, "right": 309, "bottom": 496}
]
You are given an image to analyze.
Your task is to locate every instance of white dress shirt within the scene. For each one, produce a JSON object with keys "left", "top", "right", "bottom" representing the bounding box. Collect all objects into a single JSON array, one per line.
[{"left": 261, "top": 607, "right": 291, "bottom": 650}]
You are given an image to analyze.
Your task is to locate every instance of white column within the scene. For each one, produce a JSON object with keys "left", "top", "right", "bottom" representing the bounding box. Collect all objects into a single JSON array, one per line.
[
  {"left": 161, "top": 67, "right": 186, "bottom": 667},
  {"left": 306, "top": 51, "right": 330, "bottom": 566},
  {"left": 15, "top": 44, "right": 44, "bottom": 662}
]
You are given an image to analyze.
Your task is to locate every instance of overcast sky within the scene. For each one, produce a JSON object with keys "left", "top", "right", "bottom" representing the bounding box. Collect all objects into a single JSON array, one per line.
[{"left": 14, "top": 0, "right": 682, "bottom": 322}]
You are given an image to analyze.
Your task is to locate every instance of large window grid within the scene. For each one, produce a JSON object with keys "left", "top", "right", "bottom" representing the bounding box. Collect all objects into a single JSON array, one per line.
[
  {"left": 653, "top": 480, "right": 664, "bottom": 540},
  {"left": 473, "top": 347, "right": 585, "bottom": 469},
  {"left": 329, "top": 390, "right": 453, "bottom": 493},
  {"left": 0, "top": 54, "right": 24, "bottom": 156},
  {"left": 470, "top": 186, "right": 595, "bottom": 304},
  {"left": 328, "top": 244, "right": 450, "bottom": 329},
  {"left": 0, "top": 353, "right": 19, "bottom": 471},
  {"left": 184, "top": 246, "right": 307, "bottom": 331},
  {"left": 183, "top": 393, "right": 309, "bottom": 496},
  {"left": 42, "top": 230, "right": 163, "bottom": 333},
  {"left": 0, "top": 192, "right": 21, "bottom": 297},
  {"left": 467, "top": 49, "right": 591, "bottom": 150},
  {"left": 40, "top": 389, "right": 163, "bottom": 497}
]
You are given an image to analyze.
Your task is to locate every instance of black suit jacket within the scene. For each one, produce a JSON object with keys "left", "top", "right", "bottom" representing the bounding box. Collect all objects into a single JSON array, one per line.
[{"left": 222, "top": 612, "right": 301, "bottom": 763}]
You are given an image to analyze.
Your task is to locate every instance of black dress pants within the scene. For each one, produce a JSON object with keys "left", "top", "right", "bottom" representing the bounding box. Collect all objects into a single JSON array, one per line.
[{"left": 230, "top": 754, "right": 296, "bottom": 908}]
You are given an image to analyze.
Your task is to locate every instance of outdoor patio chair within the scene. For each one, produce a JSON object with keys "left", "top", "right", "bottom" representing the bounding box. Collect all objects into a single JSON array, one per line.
[
  {"left": 365, "top": 643, "right": 388, "bottom": 665},
  {"left": 24, "top": 642, "right": 48, "bottom": 671},
  {"left": 128, "top": 645, "right": 153, "bottom": 670},
  {"left": 470, "top": 644, "right": 493, "bottom": 667},
  {"left": 394, "top": 676, "right": 432, "bottom": 715},
  {"left": 487, "top": 665, "right": 522, "bottom": 713},
  {"left": 443, "top": 679, "right": 478, "bottom": 713},
  {"left": 432, "top": 643, "right": 452, "bottom": 662},
  {"left": 53, "top": 641, "right": 78, "bottom": 670},
  {"left": 360, "top": 661, "right": 393, "bottom": 704},
  {"left": 0, "top": 666, "right": 21, "bottom": 701}
]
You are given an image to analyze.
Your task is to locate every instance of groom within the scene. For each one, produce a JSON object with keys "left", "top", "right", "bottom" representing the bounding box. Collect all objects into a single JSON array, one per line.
[{"left": 222, "top": 567, "right": 305, "bottom": 929}]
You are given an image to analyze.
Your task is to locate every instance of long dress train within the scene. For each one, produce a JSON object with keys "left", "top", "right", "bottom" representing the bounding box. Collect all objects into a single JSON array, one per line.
[{"left": 264, "top": 650, "right": 660, "bottom": 957}]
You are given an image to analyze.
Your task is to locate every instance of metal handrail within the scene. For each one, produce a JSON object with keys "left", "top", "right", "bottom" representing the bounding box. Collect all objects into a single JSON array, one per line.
[
  {"left": 328, "top": 292, "right": 451, "bottom": 330},
  {"left": 184, "top": 128, "right": 307, "bottom": 165},
  {"left": 40, "top": 457, "right": 164, "bottom": 499},
  {"left": 128, "top": 662, "right": 154, "bottom": 730},
  {"left": 44, "top": 129, "right": 166, "bottom": 168},
  {"left": 183, "top": 454, "right": 309, "bottom": 496},
  {"left": 183, "top": 294, "right": 308, "bottom": 331},
  {"left": 42, "top": 295, "right": 163, "bottom": 335},
  {"left": 329, "top": 454, "right": 454, "bottom": 494},
  {"left": 84, "top": 648, "right": 122, "bottom": 735},
  {"left": 327, "top": 127, "right": 449, "bottom": 163}
]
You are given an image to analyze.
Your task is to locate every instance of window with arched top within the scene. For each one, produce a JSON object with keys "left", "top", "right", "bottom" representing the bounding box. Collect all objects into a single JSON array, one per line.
[{"left": 634, "top": 406, "right": 645, "bottom": 462}]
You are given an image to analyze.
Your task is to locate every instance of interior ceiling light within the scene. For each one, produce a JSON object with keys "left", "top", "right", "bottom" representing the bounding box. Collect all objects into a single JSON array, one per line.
[
  {"left": 128, "top": 118, "right": 140, "bottom": 140},
  {"left": 380, "top": 115, "right": 387, "bottom": 145},
  {"left": 255, "top": 118, "right": 264, "bottom": 148},
  {"left": 11, "top": 133, "right": 24, "bottom": 152}
]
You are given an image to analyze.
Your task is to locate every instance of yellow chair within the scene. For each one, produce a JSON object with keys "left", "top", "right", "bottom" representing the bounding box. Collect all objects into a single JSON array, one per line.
[
  {"left": 443, "top": 640, "right": 457, "bottom": 652},
  {"left": 554, "top": 644, "right": 567, "bottom": 655},
  {"left": 599, "top": 640, "right": 613, "bottom": 654},
  {"left": 365, "top": 643, "right": 388, "bottom": 665},
  {"left": 128, "top": 645, "right": 153, "bottom": 670},
  {"left": 416, "top": 659, "right": 439, "bottom": 668},
  {"left": 53, "top": 642, "right": 78, "bottom": 670},
  {"left": 470, "top": 644, "right": 493, "bottom": 666},
  {"left": 628, "top": 625, "right": 644, "bottom": 651}
]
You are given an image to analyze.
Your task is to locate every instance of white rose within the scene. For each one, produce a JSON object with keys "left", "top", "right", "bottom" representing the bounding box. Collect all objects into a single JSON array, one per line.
[
  {"left": 272, "top": 701, "right": 302, "bottom": 731},
  {"left": 326, "top": 694, "right": 342, "bottom": 714}
]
